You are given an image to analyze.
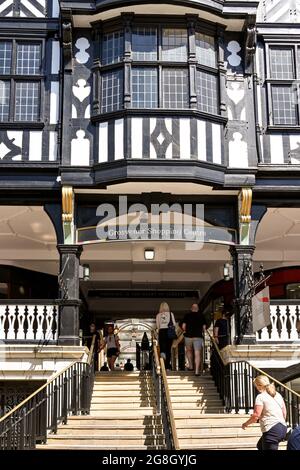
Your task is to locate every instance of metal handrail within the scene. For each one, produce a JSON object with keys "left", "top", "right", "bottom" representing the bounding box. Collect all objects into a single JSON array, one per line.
[
  {"left": 152, "top": 340, "right": 179, "bottom": 450},
  {"left": 207, "top": 330, "right": 300, "bottom": 398},
  {"left": 159, "top": 357, "right": 180, "bottom": 450},
  {"left": 0, "top": 359, "right": 77, "bottom": 424},
  {"left": 0, "top": 340, "right": 95, "bottom": 449},
  {"left": 208, "top": 331, "right": 300, "bottom": 426}
]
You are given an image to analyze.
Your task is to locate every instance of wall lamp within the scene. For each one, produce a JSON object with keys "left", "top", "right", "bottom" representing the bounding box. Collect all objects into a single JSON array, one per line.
[
  {"left": 79, "top": 264, "right": 90, "bottom": 281},
  {"left": 144, "top": 248, "right": 155, "bottom": 261},
  {"left": 223, "top": 263, "right": 233, "bottom": 281}
]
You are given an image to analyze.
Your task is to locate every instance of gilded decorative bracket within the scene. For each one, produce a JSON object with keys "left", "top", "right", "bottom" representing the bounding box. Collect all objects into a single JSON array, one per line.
[
  {"left": 62, "top": 186, "right": 74, "bottom": 244},
  {"left": 239, "top": 188, "right": 252, "bottom": 245},
  {"left": 239, "top": 188, "right": 252, "bottom": 224}
]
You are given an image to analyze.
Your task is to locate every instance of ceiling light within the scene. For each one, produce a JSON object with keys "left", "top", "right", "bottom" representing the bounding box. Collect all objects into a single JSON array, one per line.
[{"left": 144, "top": 248, "right": 155, "bottom": 261}]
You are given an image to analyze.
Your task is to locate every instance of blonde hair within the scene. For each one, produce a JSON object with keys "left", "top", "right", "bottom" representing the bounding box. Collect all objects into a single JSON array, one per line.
[
  {"left": 159, "top": 302, "right": 170, "bottom": 313},
  {"left": 253, "top": 375, "right": 276, "bottom": 398}
]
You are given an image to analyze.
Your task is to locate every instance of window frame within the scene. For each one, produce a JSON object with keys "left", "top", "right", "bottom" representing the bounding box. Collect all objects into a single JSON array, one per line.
[
  {"left": 94, "top": 16, "right": 223, "bottom": 119},
  {"left": 265, "top": 41, "right": 300, "bottom": 127},
  {"left": 0, "top": 38, "right": 45, "bottom": 124}
]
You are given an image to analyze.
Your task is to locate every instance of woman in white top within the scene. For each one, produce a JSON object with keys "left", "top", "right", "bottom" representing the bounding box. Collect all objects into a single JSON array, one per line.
[
  {"left": 242, "top": 375, "right": 287, "bottom": 450},
  {"left": 156, "top": 302, "right": 176, "bottom": 370},
  {"left": 99, "top": 325, "right": 120, "bottom": 371}
]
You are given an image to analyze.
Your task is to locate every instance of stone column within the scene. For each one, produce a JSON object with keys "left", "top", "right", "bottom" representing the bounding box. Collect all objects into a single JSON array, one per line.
[
  {"left": 230, "top": 245, "right": 256, "bottom": 344},
  {"left": 57, "top": 244, "right": 83, "bottom": 345}
]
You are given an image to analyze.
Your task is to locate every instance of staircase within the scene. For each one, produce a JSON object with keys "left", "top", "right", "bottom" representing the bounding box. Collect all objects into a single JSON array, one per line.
[
  {"left": 38, "top": 371, "right": 165, "bottom": 450},
  {"left": 168, "top": 371, "right": 263, "bottom": 450}
]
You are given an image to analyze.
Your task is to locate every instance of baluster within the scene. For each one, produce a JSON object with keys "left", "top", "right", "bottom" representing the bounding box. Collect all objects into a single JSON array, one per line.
[
  {"left": 280, "top": 306, "right": 289, "bottom": 341},
  {"left": 17, "top": 305, "right": 26, "bottom": 340},
  {"left": 0, "top": 305, "right": 7, "bottom": 340},
  {"left": 260, "top": 325, "right": 270, "bottom": 341},
  {"left": 35, "top": 306, "right": 44, "bottom": 340},
  {"left": 44, "top": 306, "right": 52, "bottom": 341},
  {"left": 52, "top": 305, "right": 58, "bottom": 341},
  {"left": 270, "top": 305, "right": 280, "bottom": 340},
  {"left": 289, "top": 305, "right": 298, "bottom": 340},
  {"left": 6, "top": 306, "right": 17, "bottom": 340},
  {"left": 26, "top": 306, "right": 35, "bottom": 340}
]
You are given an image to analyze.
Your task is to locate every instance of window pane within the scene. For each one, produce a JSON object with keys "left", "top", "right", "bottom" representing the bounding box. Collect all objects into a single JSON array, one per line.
[
  {"left": 132, "top": 27, "right": 157, "bottom": 61},
  {"left": 0, "top": 80, "right": 10, "bottom": 120},
  {"left": 0, "top": 42, "right": 12, "bottom": 75},
  {"left": 272, "top": 85, "right": 297, "bottom": 125},
  {"left": 162, "top": 28, "right": 188, "bottom": 62},
  {"left": 101, "top": 69, "right": 123, "bottom": 113},
  {"left": 163, "top": 68, "right": 189, "bottom": 108},
  {"left": 102, "top": 31, "right": 124, "bottom": 65},
  {"left": 16, "top": 43, "right": 41, "bottom": 75},
  {"left": 196, "top": 32, "right": 216, "bottom": 68},
  {"left": 132, "top": 67, "right": 158, "bottom": 108},
  {"left": 270, "top": 48, "right": 294, "bottom": 79},
  {"left": 197, "top": 71, "right": 219, "bottom": 114},
  {"left": 15, "top": 82, "right": 40, "bottom": 121}
]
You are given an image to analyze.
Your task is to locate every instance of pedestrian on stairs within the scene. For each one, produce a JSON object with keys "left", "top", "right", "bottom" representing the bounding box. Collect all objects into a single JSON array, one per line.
[
  {"left": 156, "top": 302, "right": 176, "bottom": 370},
  {"left": 182, "top": 304, "right": 207, "bottom": 376},
  {"left": 242, "top": 375, "right": 287, "bottom": 450},
  {"left": 99, "top": 325, "right": 120, "bottom": 371}
]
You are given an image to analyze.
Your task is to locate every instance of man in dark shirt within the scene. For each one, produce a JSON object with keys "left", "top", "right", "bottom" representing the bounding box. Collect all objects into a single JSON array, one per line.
[
  {"left": 182, "top": 304, "right": 206, "bottom": 376},
  {"left": 214, "top": 311, "right": 230, "bottom": 349},
  {"left": 124, "top": 358, "right": 134, "bottom": 371}
]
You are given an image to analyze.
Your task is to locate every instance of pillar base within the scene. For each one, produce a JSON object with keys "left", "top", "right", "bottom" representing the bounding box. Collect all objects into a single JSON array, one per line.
[{"left": 237, "top": 334, "right": 257, "bottom": 345}]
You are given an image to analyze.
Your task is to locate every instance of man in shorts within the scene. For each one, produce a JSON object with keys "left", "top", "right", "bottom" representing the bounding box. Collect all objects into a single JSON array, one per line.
[{"left": 182, "top": 304, "right": 207, "bottom": 376}]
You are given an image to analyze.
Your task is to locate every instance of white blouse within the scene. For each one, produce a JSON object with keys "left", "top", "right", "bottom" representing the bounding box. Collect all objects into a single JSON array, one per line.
[{"left": 156, "top": 311, "right": 176, "bottom": 330}]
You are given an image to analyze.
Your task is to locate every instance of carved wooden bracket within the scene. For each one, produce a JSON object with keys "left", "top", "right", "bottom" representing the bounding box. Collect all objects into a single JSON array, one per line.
[
  {"left": 245, "top": 15, "right": 257, "bottom": 75},
  {"left": 239, "top": 188, "right": 252, "bottom": 224},
  {"left": 62, "top": 186, "right": 74, "bottom": 223},
  {"left": 62, "top": 11, "right": 73, "bottom": 71}
]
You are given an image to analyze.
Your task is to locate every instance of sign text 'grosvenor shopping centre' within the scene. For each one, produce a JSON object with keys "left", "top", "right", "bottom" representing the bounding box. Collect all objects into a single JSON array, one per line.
[{"left": 83, "top": 197, "right": 205, "bottom": 247}]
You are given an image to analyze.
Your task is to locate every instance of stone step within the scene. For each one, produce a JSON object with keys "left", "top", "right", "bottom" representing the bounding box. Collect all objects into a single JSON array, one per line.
[
  {"left": 90, "top": 409, "right": 156, "bottom": 417},
  {"left": 177, "top": 429, "right": 261, "bottom": 439},
  {"left": 176, "top": 421, "right": 259, "bottom": 429},
  {"left": 181, "top": 441, "right": 286, "bottom": 450},
  {"left": 168, "top": 384, "right": 218, "bottom": 391},
  {"left": 92, "top": 385, "right": 154, "bottom": 392},
  {"left": 67, "top": 416, "right": 161, "bottom": 425},
  {"left": 56, "top": 425, "right": 163, "bottom": 436},
  {"left": 91, "top": 396, "right": 156, "bottom": 404},
  {"left": 90, "top": 403, "right": 156, "bottom": 410},
  {"left": 169, "top": 394, "right": 221, "bottom": 401},
  {"left": 168, "top": 376, "right": 215, "bottom": 387},
  {"left": 92, "top": 389, "right": 154, "bottom": 398},
  {"left": 173, "top": 413, "right": 248, "bottom": 421},
  {"left": 46, "top": 435, "right": 165, "bottom": 446},
  {"left": 172, "top": 401, "right": 223, "bottom": 410},
  {"left": 37, "top": 444, "right": 165, "bottom": 450}
]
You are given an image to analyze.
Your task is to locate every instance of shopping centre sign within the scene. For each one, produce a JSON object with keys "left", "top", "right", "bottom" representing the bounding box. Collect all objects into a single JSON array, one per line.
[{"left": 76, "top": 197, "right": 236, "bottom": 247}]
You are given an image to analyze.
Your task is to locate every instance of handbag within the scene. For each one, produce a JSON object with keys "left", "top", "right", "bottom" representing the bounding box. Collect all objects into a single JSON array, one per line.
[
  {"left": 167, "top": 312, "right": 177, "bottom": 340},
  {"left": 271, "top": 394, "right": 291, "bottom": 441}
]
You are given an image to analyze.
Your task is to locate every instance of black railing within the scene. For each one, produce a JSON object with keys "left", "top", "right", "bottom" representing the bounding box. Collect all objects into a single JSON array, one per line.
[
  {"left": 209, "top": 335, "right": 300, "bottom": 428},
  {"left": 152, "top": 342, "right": 179, "bottom": 450},
  {"left": 0, "top": 344, "right": 95, "bottom": 449}
]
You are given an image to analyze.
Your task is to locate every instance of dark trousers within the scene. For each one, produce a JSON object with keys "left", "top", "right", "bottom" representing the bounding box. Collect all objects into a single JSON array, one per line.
[
  {"left": 158, "top": 329, "right": 173, "bottom": 369},
  {"left": 257, "top": 423, "right": 287, "bottom": 450}
]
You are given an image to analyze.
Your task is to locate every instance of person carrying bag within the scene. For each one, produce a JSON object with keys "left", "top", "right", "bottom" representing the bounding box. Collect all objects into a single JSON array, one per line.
[
  {"left": 155, "top": 302, "right": 176, "bottom": 370},
  {"left": 242, "top": 375, "right": 287, "bottom": 450}
]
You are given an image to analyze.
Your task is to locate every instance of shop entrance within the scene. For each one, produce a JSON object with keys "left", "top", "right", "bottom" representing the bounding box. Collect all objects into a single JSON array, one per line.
[{"left": 79, "top": 240, "right": 232, "bottom": 369}]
